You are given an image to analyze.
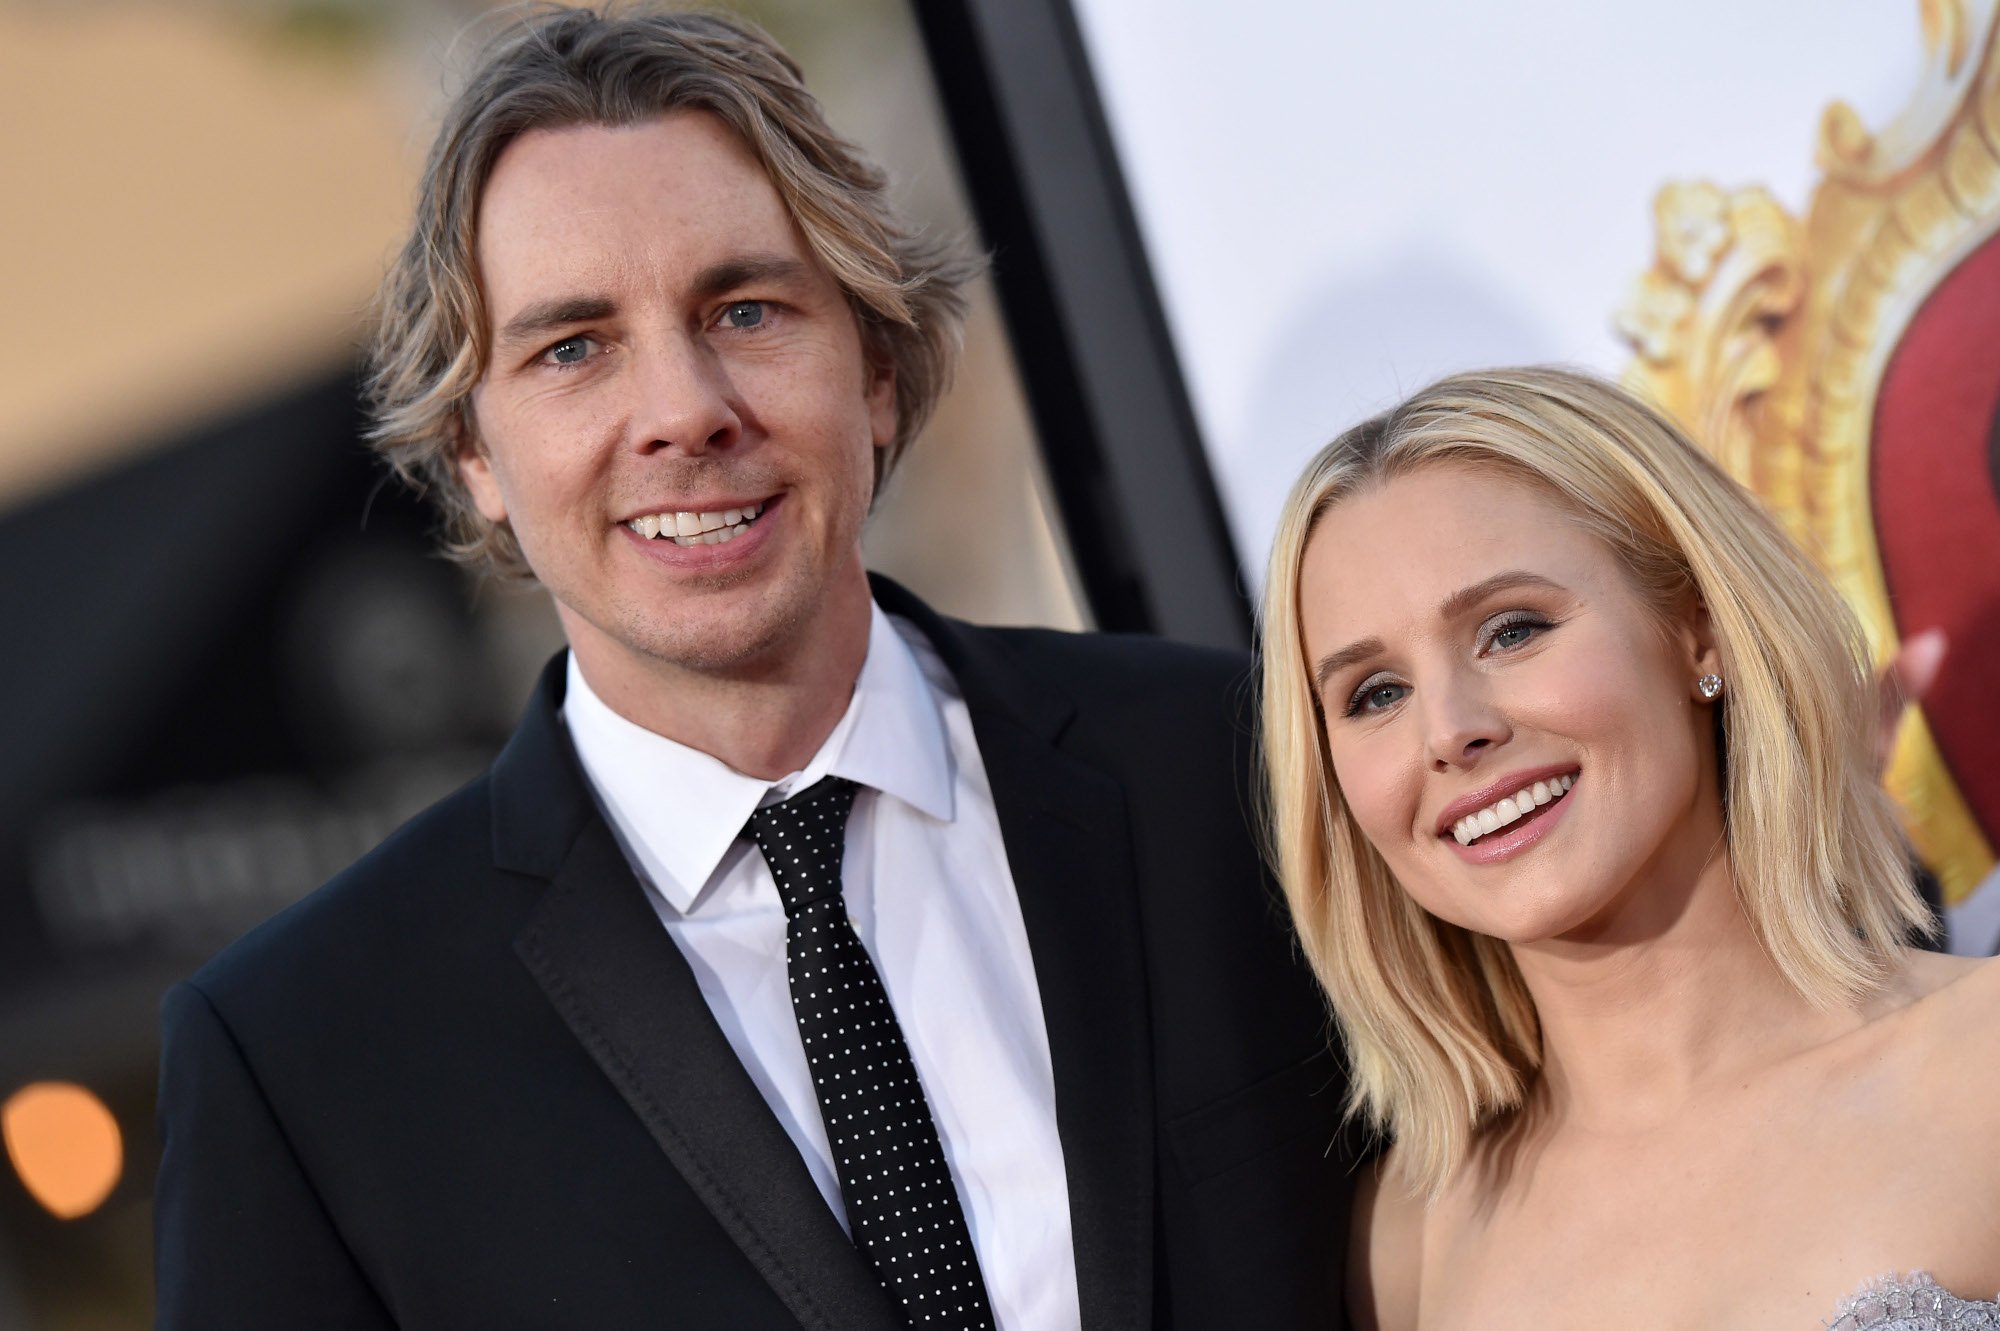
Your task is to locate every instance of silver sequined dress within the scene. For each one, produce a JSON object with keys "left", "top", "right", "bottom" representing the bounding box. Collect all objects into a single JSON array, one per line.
[{"left": 1828, "top": 1274, "right": 2000, "bottom": 1330}]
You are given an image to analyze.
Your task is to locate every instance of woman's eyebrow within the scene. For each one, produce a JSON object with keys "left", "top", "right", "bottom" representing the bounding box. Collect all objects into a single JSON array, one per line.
[
  {"left": 1310, "top": 572, "right": 1567, "bottom": 691},
  {"left": 1313, "top": 637, "right": 1385, "bottom": 692},
  {"left": 1436, "top": 570, "right": 1566, "bottom": 620}
]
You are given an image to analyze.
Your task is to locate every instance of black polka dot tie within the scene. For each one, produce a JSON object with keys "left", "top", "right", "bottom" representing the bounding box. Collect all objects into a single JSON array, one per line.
[{"left": 745, "top": 777, "right": 996, "bottom": 1330}]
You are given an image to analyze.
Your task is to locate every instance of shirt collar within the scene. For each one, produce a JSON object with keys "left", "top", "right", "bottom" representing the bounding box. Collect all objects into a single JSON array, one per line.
[
  {"left": 818, "top": 604, "right": 955, "bottom": 824},
  {"left": 562, "top": 601, "right": 955, "bottom": 914}
]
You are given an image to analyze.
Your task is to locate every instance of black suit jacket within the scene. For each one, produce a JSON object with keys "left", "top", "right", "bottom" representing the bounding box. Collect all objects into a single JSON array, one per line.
[{"left": 155, "top": 580, "right": 1353, "bottom": 1329}]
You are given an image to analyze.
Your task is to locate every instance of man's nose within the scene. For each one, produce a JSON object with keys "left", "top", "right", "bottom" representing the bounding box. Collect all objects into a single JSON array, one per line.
[
  {"left": 1422, "top": 671, "right": 1512, "bottom": 772},
  {"left": 625, "top": 334, "right": 740, "bottom": 456}
]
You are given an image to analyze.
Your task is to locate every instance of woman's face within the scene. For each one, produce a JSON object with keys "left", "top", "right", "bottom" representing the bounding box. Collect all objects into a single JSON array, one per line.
[{"left": 1297, "top": 461, "right": 1724, "bottom": 944}]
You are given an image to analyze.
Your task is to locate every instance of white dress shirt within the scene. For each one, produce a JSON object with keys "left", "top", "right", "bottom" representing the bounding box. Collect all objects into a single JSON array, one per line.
[{"left": 562, "top": 603, "right": 1081, "bottom": 1331}]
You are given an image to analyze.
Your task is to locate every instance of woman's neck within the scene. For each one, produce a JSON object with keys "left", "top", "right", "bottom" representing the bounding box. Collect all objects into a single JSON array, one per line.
[{"left": 1509, "top": 847, "right": 1861, "bottom": 1135}]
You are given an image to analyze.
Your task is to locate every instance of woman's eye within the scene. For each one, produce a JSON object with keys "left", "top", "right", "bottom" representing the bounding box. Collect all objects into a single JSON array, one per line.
[
  {"left": 1484, "top": 614, "right": 1551, "bottom": 652},
  {"left": 544, "top": 336, "right": 594, "bottom": 366},
  {"left": 1345, "top": 679, "right": 1409, "bottom": 717},
  {"left": 720, "top": 301, "right": 766, "bottom": 330}
]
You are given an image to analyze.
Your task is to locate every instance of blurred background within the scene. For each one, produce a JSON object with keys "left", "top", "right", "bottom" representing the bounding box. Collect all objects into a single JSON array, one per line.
[
  {"left": 5, "top": 0, "right": 1997, "bottom": 1324},
  {"left": 0, "top": 1, "right": 1079, "bottom": 1323}
]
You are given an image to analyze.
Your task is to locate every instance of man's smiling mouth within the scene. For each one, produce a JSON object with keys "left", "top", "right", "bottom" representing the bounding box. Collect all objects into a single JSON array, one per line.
[
  {"left": 626, "top": 500, "right": 768, "bottom": 547},
  {"left": 1449, "top": 773, "right": 1576, "bottom": 847}
]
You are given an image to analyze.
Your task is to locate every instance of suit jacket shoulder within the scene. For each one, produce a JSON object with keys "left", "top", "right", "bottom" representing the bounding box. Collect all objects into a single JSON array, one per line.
[
  {"left": 975, "top": 624, "right": 1261, "bottom": 788},
  {"left": 974, "top": 622, "right": 1254, "bottom": 718},
  {"left": 189, "top": 773, "right": 503, "bottom": 997},
  {"left": 159, "top": 584, "right": 1353, "bottom": 1331}
]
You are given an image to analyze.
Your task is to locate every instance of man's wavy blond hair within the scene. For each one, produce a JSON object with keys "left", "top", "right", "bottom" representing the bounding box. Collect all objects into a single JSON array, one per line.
[
  {"left": 1259, "top": 366, "right": 1929, "bottom": 1197},
  {"left": 365, "top": 4, "right": 978, "bottom": 577}
]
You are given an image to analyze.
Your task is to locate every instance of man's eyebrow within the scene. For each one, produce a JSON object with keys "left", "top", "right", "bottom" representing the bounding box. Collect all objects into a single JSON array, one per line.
[
  {"left": 689, "top": 254, "right": 811, "bottom": 300},
  {"left": 494, "top": 296, "right": 617, "bottom": 351},
  {"left": 1309, "top": 571, "right": 1568, "bottom": 693},
  {"left": 489, "top": 256, "right": 812, "bottom": 352}
]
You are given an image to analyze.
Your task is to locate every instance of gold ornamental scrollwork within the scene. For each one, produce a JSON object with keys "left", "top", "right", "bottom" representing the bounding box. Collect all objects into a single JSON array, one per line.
[
  {"left": 1617, "top": 0, "right": 2000, "bottom": 906},
  {"left": 1617, "top": 184, "right": 1809, "bottom": 526}
]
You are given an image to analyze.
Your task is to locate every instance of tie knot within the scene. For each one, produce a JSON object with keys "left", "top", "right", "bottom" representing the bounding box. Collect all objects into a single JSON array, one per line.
[{"left": 744, "top": 775, "right": 858, "bottom": 916}]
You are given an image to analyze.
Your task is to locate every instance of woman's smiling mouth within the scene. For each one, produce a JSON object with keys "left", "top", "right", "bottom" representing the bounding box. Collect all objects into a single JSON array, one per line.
[{"left": 1449, "top": 772, "right": 1576, "bottom": 846}]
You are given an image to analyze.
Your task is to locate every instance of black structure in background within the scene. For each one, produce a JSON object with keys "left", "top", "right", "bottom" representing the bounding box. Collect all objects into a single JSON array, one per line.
[
  {"left": 0, "top": 376, "right": 532, "bottom": 1319},
  {"left": 911, "top": 0, "right": 1251, "bottom": 651},
  {"left": 0, "top": 373, "right": 511, "bottom": 992}
]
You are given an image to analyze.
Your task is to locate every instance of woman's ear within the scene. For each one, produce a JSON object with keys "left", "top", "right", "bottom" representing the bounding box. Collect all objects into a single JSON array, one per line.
[{"left": 1678, "top": 596, "right": 1723, "bottom": 698}]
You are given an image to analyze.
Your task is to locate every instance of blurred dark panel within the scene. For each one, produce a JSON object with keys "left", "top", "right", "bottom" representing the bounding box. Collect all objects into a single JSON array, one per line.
[
  {"left": 911, "top": 0, "right": 1249, "bottom": 649},
  {"left": 0, "top": 371, "right": 549, "bottom": 1323}
]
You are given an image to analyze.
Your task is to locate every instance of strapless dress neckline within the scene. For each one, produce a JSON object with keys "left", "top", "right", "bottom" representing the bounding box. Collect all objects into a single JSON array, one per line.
[{"left": 1828, "top": 1273, "right": 2000, "bottom": 1329}]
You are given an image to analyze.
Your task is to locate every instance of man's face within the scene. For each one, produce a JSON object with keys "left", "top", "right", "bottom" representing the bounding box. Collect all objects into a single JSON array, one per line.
[{"left": 462, "top": 111, "right": 895, "bottom": 685}]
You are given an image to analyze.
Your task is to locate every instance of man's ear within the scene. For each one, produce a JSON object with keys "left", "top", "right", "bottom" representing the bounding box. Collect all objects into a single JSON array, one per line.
[
  {"left": 865, "top": 357, "right": 898, "bottom": 453},
  {"left": 453, "top": 410, "right": 509, "bottom": 524}
]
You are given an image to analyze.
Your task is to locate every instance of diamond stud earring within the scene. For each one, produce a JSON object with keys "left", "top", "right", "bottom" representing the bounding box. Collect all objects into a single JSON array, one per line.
[{"left": 1696, "top": 673, "right": 1724, "bottom": 700}]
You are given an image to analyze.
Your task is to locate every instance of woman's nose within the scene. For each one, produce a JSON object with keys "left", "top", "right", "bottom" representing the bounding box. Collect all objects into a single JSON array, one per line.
[{"left": 1422, "top": 674, "right": 1512, "bottom": 772}]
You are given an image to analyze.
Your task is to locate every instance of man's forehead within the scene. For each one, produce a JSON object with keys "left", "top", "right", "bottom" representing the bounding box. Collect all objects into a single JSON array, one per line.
[
  {"left": 479, "top": 113, "right": 787, "bottom": 246},
  {"left": 473, "top": 110, "right": 810, "bottom": 305}
]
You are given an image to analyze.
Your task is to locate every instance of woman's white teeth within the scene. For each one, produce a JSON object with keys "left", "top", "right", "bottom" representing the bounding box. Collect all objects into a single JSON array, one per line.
[
  {"left": 627, "top": 501, "right": 765, "bottom": 546},
  {"left": 1451, "top": 773, "right": 1575, "bottom": 846}
]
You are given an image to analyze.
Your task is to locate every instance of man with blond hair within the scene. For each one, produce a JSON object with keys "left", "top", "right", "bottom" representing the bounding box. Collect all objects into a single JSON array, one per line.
[{"left": 153, "top": 8, "right": 1349, "bottom": 1328}]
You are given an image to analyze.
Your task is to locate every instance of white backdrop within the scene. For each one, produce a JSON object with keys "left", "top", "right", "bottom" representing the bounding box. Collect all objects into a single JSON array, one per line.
[{"left": 1069, "top": 0, "right": 1923, "bottom": 582}]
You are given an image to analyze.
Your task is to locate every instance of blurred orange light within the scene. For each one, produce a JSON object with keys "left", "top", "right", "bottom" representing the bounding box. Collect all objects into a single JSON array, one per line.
[{"left": 2, "top": 1082, "right": 123, "bottom": 1220}]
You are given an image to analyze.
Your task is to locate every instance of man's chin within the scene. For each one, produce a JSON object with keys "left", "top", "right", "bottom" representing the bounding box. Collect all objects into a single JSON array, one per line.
[{"left": 617, "top": 587, "right": 819, "bottom": 679}]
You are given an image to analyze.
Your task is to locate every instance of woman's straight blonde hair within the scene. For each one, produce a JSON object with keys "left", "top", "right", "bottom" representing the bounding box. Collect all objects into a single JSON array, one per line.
[{"left": 1259, "top": 366, "right": 1929, "bottom": 1197}]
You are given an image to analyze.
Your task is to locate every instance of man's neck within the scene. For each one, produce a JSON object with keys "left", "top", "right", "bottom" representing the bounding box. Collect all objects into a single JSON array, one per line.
[{"left": 565, "top": 573, "right": 876, "bottom": 781}]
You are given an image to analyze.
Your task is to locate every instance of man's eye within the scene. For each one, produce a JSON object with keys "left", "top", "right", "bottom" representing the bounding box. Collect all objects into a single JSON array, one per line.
[
  {"left": 721, "top": 301, "right": 766, "bottom": 330},
  {"left": 544, "top": 336, "right": 594, "bottom": 366}
]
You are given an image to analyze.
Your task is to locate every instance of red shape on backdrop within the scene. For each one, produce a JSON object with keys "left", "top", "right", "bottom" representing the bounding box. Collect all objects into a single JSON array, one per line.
[{"left": 1870, "top": 230, "right": 2000, "bottom": 849}]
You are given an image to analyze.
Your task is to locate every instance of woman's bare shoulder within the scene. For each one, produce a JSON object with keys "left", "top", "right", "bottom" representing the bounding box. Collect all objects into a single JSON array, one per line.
[
  {"left": 1892, "top": 949, "right": 2000, "bottom": 1030},
  {"left": 1349, "top": 1148, "right": 1424, "bottom": 1331},
  {"left": 1886, "top": 951, "right": 2000, "bottom": 1129},
  {"left": 1891, "top": 951, "right": 2000, "bottom": 1286},
  {"left": 1860, "top": 948, "right": 1997, "bottom": 1030}
]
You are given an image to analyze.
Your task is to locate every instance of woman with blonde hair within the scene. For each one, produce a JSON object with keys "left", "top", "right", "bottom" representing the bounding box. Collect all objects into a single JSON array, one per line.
[{"left": 1260, "top": 366, "right": 1999, "bottom": 1328}]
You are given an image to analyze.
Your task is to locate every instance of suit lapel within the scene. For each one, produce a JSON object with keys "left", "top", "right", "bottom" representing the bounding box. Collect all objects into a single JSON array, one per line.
[
  {"left": 494, "top": 663, "right": 900, "bottom": 1331},
  {"left": 873, "top": 579, "right": 1158, "bottom": 1330},
  {"left": 494, "top": 590, "right": 1162, "bottom": 1331}
]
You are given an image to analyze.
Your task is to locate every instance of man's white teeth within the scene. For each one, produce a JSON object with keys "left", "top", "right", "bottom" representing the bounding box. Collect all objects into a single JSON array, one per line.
[
  {"left": 1451, "top": 773, "right": 1575, "bottom": 846},
  {"left": 627, "top": 501, "right": 765, "bottom": 546}
]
